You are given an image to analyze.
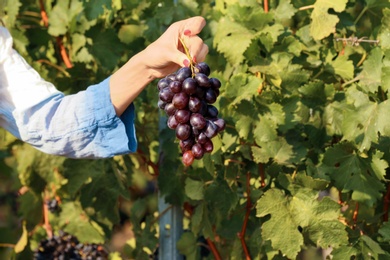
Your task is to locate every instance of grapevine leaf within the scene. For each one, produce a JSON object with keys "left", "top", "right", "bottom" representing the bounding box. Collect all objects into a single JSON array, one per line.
[
  {"left": 325, "top": 54, "right": 354, "bottom": 80},
  {"left": 379, "top": 9, "right": 390, "bottom": 51},
  {"left": 214, "top": 18, "right": 255, "bottom": 64},
  {"left": 309, "top": 0, "right": 348, "bottom": 40},
  {"left": 176, "top": 232, "right": 197, "bottom": 260},
  {"left": 4, "top": 0, "right": 20, "bottom": 27},
  {"left": 14, "top": 221, "right": 28, "bottom": 253},
  {"left": 59, "top": 202, "right": 105, "bottom": 244},
  {"left": 83, "top": 0, "right": 112, "bottom": 20},
  {"left": 365, "top": 0, "right": 390, "bottom": 8},
  {"left": 252, "top": 137, "right": 294, "bottom": 165},
  {"left": 204, "top": 180, "right": 239, "bottom": 217},
  {"left": 331, "top": 245, "right": 359, "bottom": 259},
  {"left": 48, "top": 0, "right": 84, "bottom": 36},
  {"left": 358, "top": 48, "right": 383, "bottom": 92},
  {"left": 273, "top": 0, "right": 297, "bottom": 22},
  {"left": 256, "top": 189, "right": 303, "bottom": 259},
  {"left": 378, "top": 222, "right": 390, "bottom": 242},
  {"left": 320, "top": 142, "right": 387, "bottom": 206},
  {"left": 254, "top": 103, "right": 285, "bottom": 143},
  {"left": 225, "top": 73, "right": 262, "bottom": 105},
  {"left": 185, "top": 178, "right": 204, "bottom": 201}
]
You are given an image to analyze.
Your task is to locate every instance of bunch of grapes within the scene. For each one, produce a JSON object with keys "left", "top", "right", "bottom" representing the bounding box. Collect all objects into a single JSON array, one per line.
[
  {"left": 157, "top": 62, "right": 225, "bottom": 166},
  {"left": 46, "top": 198, "right": 60, "bottom": 213},
  {"left": 34, "top": 230, "right": 109, "bottom": 260}
]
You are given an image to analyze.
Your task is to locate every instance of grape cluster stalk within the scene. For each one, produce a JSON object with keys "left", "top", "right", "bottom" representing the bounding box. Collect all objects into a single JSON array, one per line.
[
  {"left": 157, "top": 60, "right": 225, "bottom": 166},
  {"left": 34, "top": 230, "right": 109, "bottom": 260}
]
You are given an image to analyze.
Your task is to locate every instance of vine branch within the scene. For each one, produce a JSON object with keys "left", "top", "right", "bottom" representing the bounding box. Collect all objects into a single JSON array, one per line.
[
  {"left": 263, "top": 0, "right": 269, "bottom": 13},
  {"left": 383, "top": 182, "right": 390, "bottom": 222},
  {"left": 237, "top": 172, "right": 252, "bottom": 260},
  {"left": 206, "top": 238, "right": 222, "bottom": 260}
]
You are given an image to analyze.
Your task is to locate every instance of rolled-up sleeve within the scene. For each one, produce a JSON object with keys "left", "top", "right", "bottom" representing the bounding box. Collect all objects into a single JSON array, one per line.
[{"left": 0, "top": 26, "right": 137, "bottom": 158}]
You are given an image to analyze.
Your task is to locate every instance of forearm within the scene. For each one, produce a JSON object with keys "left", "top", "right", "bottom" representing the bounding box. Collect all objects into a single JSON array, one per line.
[{"left": 109, "top": 52, "right": 156, "bottom": 116}]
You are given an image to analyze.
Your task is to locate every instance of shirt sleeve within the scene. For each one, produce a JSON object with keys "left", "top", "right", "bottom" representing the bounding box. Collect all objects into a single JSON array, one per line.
[{"left": 0, "top": 26, "right": 137, "bottom": 158}]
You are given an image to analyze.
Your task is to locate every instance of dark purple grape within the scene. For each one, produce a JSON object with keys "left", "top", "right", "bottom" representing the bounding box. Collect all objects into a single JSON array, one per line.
[
  {"left": 159, "top": 88, "right": 174, "bottom": 102},
  {"left": 169, "top": 80, "right": 182, "bottom": 93},
  {"left": 188, "top": 96, "right": 202, "bottom": 112},
  {"left": 194, "top": 86, "right": 205, "bottom": 98},
  {"left": 176, "top": 124, "right": 191, "bottom": 140},
  {"left": 167, "top": 116, "right": 179, "bottom": 129},
  {"left": 195, "top": 73, "right": 210, "bottom": 87},
  {"left": 176, "top": 67, "right": 192, "bottom": 82},
  {"left": 213, "top": 118, "right": 226, "bottom": 132},
  {"left": 195, "top": 62, "right": 210, "bottom": 76},
  {"left": 175, "top": 109, "right": 191, "bottom": 124},
  {"left": 164, "top": 103, "right": 177, "bottom": 116},
  {"left": 210, "top": 78, "right": 221, "bottom": 89},
  {"left": 203, "top": 139, "right": 214, "bottom": 153},
  {"left": 192, "top": 126, "right": 200, "bottom": 136},
  {"left": 158, "top": 100, "right": 167, "bottom": 110},
  {"left": 198, "top": 100, "right": 208, "bottom": 115},
  {"left": 180, "top": 138, "right": 194, "bottom": 153},
  {"left": 204, "top": 120, "right": 218, "bottom": 138},
  {"left": 207, "top": 105, "right": 218, "bottom": 118},
  {"left": 182, "top": 150, "right": 194, "bottom": 166},
  {"left": 182, "top": 78, "right": 198, "bottom": 95},
  {"left": 166, "top": 73, "right": 177, "bottom": 81},
  {"left": 172, "top": 92, "right": 189, "bottom": 109},
  {"left": 192, "top": 143, "right": 204, "bottom": 159},
  {"left": 190, "top": 113, "right": 206, "bottom": 130},
  {"left": 197, "top": 132, "right": 209, "bottom": 145},
  {"left": 214, "top": 88, "right": 220, "bottom": 97},
  {"left": 157, "top": 78, "right": 171, "bottom": 90},
  {"left": 205, "top": 88, "right": 217, "bottom": 104}
]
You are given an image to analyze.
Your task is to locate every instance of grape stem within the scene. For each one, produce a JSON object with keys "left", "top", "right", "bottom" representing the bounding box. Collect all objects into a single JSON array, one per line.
[{"left": 179, "top": 37, "right": 196, "bottom": 76}]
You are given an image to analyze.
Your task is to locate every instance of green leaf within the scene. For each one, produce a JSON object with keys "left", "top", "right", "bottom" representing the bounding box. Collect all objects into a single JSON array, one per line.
[
  {"left": 310, "top": 0, "right": 348, "bottom": 40},
  {"left": 177, "top": 232, "right": 197, "bottom": 260},
  {"left": 48, "top": 0, "right": 84, "bottom": 36},
  {"left": 273, "top": 0, "right": 297, "bottom": 22},
  {"left": 84, "top": 0, "right": 112, "bottom": 20},
  {"left": 379, "top": 8, "right": 390, "bottom": 51},
  {"left": 320, "top": 142, "right": 387, "bottom": 206},
  {"left": 204, "top": 180, "right": 239, "bottom": 217},
  {"left": 14, "top": 221, "right": 28, "bottom": 253},
  {"left": 325, "top": 54, "right": 354, "bottom": 80},
  {"left": 252, "top": 137, "right": 294, "bottom": 165},
  {"left": 359, "top": 48, "right": 383, "bottom": 92},
  {"left": 214, "top": 18, "right": 255, "bottom": 64},
  {"left": 379, "top": 222, "right": 390, "bottom": 242},
  {"left": 59, "top": 202, "right": 105, "bottom": 244},
  {"left": 256, "top": 189, "right": 303, "bottom": 259},
  {"left": 185, "top": 178, "right": 204, "bottom": 201}
]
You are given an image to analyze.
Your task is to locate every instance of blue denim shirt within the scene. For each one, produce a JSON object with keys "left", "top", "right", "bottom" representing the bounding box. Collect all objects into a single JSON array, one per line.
[{"left": 0, "top": 27, "right": 137, "bottom": 158}]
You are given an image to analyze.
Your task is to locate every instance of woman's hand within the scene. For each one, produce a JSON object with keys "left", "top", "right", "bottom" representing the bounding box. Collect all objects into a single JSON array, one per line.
[
  {"left": 141, "top": 16, "right": 209, "bottom": 78},
  {"left": 110, "top": 16, "right": 209, "bottom": 116}
]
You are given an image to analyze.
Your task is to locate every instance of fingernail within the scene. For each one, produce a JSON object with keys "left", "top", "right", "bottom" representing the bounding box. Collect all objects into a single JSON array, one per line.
[
  {"left": 183, "top": 59, "right": 190, "bottom": 67},
  {"left": 184, "top": 29, "right": 191, "bottom": 36},
  {"left": 193, "top": 56, "right": 196, "bottom": 63}
]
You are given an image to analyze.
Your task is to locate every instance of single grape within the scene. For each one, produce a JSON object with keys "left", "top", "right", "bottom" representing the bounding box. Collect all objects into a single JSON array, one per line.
[
  {"left": 209, "top": 77, "right": 221, "bottom": 89},
  {"left": 202, "top": 139, "right": 214, "bottom": 153},
  {"left": 182, "top": 78, "right": 198, "bottom": 95},
  {"left": 164, "top": 103, "right": 177, "bottom": 116},
  {"left": 182, "top": 150, "right": 195, "bottom": 166},
  {"left": 204, "top": 120, "right": 219, "bottom": 139},
  {"left": 188, "top": 96, "right": 202, "bottom": 112},
  {"left": 166, "top": 73, "right": 177, "bottom": 81},
  {"left": 169, "top": 80, "right": 182, "bottom": 93},
  {"left": 190, "top": 113, "right": 206, "bottom": 130},
  {"left": 193, "top": 86, "right": 205, "bottom": 98},
  {"left": 192, "top": 126, "right": 200, "bottom": 136},
  {"left": 206, "top": 105, "right": 218, "bottom": 118},
  {"left": 175, "top": 109, "right": 191, "bottom": 124},
  {"left": 167, "top": 116, "right": 179, "bottom": 129},
  {"left": 176, "top": 124, "right": 191, "bottom": 140},
  {"left": 195, "top": 62, "right": 210, "bottom": 76},
  {"left": 192, "top": 143, "right": 204, "bottom": 159},
  {"left": 213, "top": 118, "right": 226, "bottom": 132},
  {"left": 198, "top": 100, "right": 208, "bottom": 115},
  {"left": 159, "top": 87, "right": 174, "bottom": 102},
  {"left": 179, "top": 138, "right": 194, "bottom": 153},
  {"left": 195, "top": 73, "right": 210, "bottom": 87},
  {"left": 172, "top": 92, "right": 189, "bottom": 109},
  {"left": 204, "top": 88, "right": 217, "bottom": 104},
  {"left": 158, "top": 100, "right": 166, "bottom": 110},
  {"left": 157, "top": 78, "right": 171, "bottom": 91},
  {"left": 197, "top": 132, "right": 209, "bottom": 145},
  {"left": 176, "top": 67, "right": 192, "bottom": 82}
]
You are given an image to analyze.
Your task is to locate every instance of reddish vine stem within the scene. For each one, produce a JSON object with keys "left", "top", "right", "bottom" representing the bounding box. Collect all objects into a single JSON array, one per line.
[
  {"left": 237, "top": 172, "right": 252, "bottom": 260},
  {"left": 39, "top": 0, "right": 73, "bottom": 68},
  {"left": 338, "top": 190, "right": 343, "bottom": 205},
  {"left": 206, "top": 238, "right": 222, "bottom": 260},
  {"left": 264, "top": 0, "right": 269, "bottom": 13},
  {"left": 43, "top": 193, "right": 53, "bottom": 238},
  {"left": 383, "top": 182, "right": 390, "bottom": 222}
]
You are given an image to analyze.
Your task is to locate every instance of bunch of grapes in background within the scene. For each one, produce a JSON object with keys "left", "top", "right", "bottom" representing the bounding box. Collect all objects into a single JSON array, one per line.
[
  {"left": 34, "top": 230, "right": 109, "bottom": 260},
  {"left": 157, "top": 62, "right": 225, "bottom": 166}
]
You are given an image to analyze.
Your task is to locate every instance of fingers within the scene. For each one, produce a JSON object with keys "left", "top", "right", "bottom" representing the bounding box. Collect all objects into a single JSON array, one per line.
[{"left": 181, "top": 16, "right": 206, "bottom": 37}]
